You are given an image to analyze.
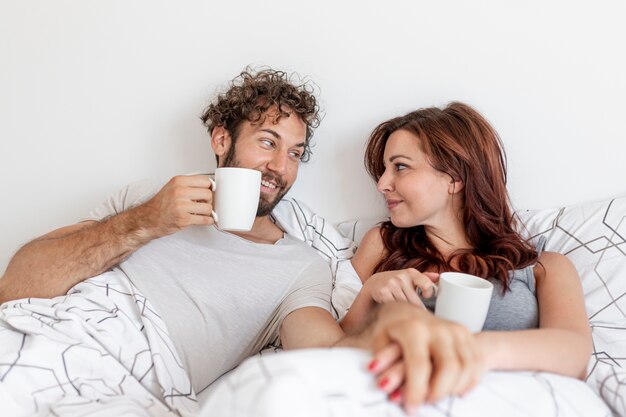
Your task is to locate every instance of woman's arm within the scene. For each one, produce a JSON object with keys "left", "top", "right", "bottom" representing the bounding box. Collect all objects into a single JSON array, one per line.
[
  {"left": 476, "top": 251, "right": 591, "bottom": 379},
  {"left": 341, "top": 227, "right": 437, "bottom": 332},
  {"left": 351, "top": 227, "right": 387, "bottom": 282},
  {"left": 341, "top": 228, "right": 386, "bottom": 331}
]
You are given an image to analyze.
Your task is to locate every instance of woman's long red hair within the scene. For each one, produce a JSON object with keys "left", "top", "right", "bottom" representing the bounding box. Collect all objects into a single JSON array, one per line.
[{"left": 364, "top": 102, "right": 537, "bottom": 289}]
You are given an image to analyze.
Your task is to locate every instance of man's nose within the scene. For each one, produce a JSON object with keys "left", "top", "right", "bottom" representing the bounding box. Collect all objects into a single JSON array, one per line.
[{"left": 267, "top": 151, "right": 288, "bottom": 175}]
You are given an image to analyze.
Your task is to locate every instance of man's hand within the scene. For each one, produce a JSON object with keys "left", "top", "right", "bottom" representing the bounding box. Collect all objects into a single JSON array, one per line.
[
  {"left": 0, "top": 174, "right": 217, "bottom": 303},
  {"left": 357, "top": 302, "right": 486, "bottom": 414},
  {"left": 140, "top": 175, "right": 216, "bottom": 236}
]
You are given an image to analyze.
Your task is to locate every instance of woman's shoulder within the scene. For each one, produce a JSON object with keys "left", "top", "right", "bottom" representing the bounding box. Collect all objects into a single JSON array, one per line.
[
  {"left": 536, "top": 251, "right": 574, "bottom": 268},
  {"left": 351, "top": 227, "right": 387, "bottom": 281},
  {"left": 533, "top": 251, "right": 577, "bottom": 284},
  {"left": 358, "top": 226, "right": 390, "bottom": 259},
  {"left": 360, "top": 226, "right": 384, "bottom": 248}
]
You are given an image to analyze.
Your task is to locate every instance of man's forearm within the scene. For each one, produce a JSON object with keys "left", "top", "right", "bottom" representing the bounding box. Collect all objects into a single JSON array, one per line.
[
  {"left": 0, "top": 204, "right": 160, "bottom": 303},
  {"left": 335, "top": 304, "right": 381, "bottom": 350}
]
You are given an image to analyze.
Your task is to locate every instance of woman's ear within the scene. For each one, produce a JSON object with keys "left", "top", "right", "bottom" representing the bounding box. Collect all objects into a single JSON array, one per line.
[
  {"left": 448, "top": 177, "right": 464, "bottom": 195},
  {"left": 211, "top": 126, "right": 232, "bottom": 165}
]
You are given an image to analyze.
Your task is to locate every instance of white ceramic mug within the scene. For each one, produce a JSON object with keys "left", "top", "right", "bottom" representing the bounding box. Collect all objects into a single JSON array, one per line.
[
  {"left": 434, "top": 272, "right": 494, "bottom": 333},
  {"left": 208, "top": 167, "right": 262, "bottom": 231}
]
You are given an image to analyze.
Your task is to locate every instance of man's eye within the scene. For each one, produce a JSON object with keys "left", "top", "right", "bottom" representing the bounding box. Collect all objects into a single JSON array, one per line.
[
  {"left": 261, "top": 139, "right": 274, "bottom": 148},
  {"left": 289, "top": 151, "right": 302, "bottom": 159}
]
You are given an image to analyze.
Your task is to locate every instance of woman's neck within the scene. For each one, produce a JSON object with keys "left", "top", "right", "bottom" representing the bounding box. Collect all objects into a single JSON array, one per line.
[{"left": 424, "top": 216, "right": 471, "bottom": 259}]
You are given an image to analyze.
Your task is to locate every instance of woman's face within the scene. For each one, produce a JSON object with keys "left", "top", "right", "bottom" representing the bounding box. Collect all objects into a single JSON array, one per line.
[{"left": 377, "top": 129, "right": 455, "bottom": 228}]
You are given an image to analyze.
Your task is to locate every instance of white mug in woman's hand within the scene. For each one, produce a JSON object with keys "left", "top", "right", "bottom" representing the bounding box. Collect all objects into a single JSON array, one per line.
[
  {"left": 434, "top": 272, "right": 494, "bottom": 333},
  {"left": 208, "top": 167, "right": 262, "bottom": 231}
]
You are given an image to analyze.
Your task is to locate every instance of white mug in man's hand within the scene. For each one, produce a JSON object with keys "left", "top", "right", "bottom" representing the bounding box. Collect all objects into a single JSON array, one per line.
[
  {"left": 208, "top": 167, "right": 262, "bottom": 231},
  {"left": 434, "top": 272, "right": 494, "bottom": 333}
]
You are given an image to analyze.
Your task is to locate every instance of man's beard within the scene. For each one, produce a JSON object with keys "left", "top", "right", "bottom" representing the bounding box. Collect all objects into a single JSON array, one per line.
[{"left": 222, "top": 146, "right": 290, "bottom": 217}]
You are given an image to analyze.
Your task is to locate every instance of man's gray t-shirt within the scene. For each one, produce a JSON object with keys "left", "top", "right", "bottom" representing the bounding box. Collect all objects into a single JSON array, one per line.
[{"left": 82, "top": 179, "right": 332, "bottom": 394}]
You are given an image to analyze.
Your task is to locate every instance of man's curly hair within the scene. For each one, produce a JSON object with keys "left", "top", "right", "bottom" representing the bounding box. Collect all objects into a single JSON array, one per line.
[{"left": 200, "top": 68, "right": 321, "bottom": 163}]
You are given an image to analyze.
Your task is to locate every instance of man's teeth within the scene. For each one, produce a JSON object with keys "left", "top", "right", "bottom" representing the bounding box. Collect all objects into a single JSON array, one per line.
[{"left": 261, "top": 180, "right": 277, "bottom": 189}]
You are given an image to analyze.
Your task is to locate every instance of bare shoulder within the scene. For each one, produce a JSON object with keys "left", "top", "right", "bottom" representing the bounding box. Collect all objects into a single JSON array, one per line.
[
  {"left": 357, "top": 227, "right": 386, "bottom": 260},
  {"left": 533, "top": 250, "right": 578, "bottom": 285},
  {"left": 532, "top": 251, "right": 588, "bottom": 339},
  {"left": 351, "top": 227, "right": 387, "bottom": 281}
]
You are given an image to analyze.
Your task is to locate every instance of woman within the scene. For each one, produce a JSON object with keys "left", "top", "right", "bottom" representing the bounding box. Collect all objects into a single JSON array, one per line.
[{"left": 343, "top": 102, "right": 591, "bottom": 406}]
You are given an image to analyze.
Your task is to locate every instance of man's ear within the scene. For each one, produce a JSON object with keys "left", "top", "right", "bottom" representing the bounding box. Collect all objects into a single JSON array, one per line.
[
  {"left": 448, "top": 177, "right": 464, "bottom": 195},
  {"left": 211, "top": 126, "right": 231, "bottom": 165}
]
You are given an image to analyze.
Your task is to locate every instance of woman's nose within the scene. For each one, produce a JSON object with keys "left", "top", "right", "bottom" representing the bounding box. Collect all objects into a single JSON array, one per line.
[{"left": 377, "top": 171, "right": 393, "bottom": 194}]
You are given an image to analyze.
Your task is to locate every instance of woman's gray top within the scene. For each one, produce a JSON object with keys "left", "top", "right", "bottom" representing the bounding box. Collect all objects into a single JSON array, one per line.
[{"left": 423, "top": 237, "right": 546, "bottom": 331}]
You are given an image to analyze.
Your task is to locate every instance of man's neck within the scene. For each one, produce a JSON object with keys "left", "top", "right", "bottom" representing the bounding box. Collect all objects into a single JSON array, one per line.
[{"left": 229, "top": 215, "right": 285, "bottom": 244}]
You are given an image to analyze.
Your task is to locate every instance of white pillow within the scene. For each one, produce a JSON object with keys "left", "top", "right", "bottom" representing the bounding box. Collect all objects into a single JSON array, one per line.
[
  {"left": 337, "top": 217, "right": 386, "bottom": 247},
  {"left": 516, "top": 198, "right": 626, "bottom": 323},
  {"left": 516, "top": 196, "right": 626, "bottom": 415},
  {"left": 272, "top": 198, "right": 361, "bottom": 319}
]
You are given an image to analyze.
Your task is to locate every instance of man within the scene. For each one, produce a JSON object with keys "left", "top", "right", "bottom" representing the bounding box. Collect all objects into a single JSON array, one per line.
[{"left": 0, "top": 69, "right": 479, "bottom": 415}]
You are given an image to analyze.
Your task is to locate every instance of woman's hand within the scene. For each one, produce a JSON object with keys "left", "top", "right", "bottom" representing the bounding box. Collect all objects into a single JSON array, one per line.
[
  {"left": 339, "top": 268, "right": 437, "bottom": 336},
  {"left": 367, "top": 302, "right": 487, "bottom": 413},
  {"left": 364, "top": 269, "right": 439, "bottom": 308}
]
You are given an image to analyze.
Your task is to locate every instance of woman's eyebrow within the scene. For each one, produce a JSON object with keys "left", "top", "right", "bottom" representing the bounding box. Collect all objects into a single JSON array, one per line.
[{"left": 389, "top": 155, "right": 414, "bottom": 162}]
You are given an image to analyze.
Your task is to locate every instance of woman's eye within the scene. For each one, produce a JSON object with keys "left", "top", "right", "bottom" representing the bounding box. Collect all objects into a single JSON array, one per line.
[{"left": 395, "top": 163, "right": 407, "bottom": 171}]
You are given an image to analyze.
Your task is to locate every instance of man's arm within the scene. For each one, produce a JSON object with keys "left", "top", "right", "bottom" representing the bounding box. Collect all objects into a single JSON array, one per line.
[
  {"left": 0, "top": 175, "right": 215, "bottom": 303},
  {"left": 280, "top": 302, "right": 485, "bottom": 413},
  {"left": 280, "top": 307, "right": 344, "bottom": 349}
]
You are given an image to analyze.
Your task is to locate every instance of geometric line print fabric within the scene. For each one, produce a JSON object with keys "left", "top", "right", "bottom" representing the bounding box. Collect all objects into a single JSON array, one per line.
[
  {"left": 0, "top": 197, "right": 358, "bottom": 417},
  {"left": 0, "top": 271, "right": 199, "bottom": 417},
  {"left": 272, "top": 198, "right": 360, "bottom": 320},
  {"left": 516, "top": 197, "right": 626, "bottom": 322},
  {"left": 0, "top": 197, "right": 356, "bottom": 417},
  {"left": 517, "top": 196, "right": 626, "bottom": 416}
]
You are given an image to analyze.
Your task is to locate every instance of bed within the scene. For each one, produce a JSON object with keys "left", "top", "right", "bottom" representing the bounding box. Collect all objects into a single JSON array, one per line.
[
  {"left": 197, "top": 195, "right": 626, "bottom": 417},
  {"left": 1, "top": 195, "right": 625, "bottom": 416}
]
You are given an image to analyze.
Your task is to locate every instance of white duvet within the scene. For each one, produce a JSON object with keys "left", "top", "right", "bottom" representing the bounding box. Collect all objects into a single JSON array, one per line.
[
  {"left": 199, "top": 348, "right": 612, "bottom": 417},
  {"left": 0, "top": 273, "right": 612, "bottom": 417},
  {"left": 0, "top": 272, "right": 197, "bottom": 417},
  {"left": 0, "top": 196, "right": 623, "bottom": 416}
]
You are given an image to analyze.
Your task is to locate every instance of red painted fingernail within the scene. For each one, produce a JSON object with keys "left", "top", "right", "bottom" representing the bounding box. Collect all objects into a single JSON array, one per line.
[
  {"left": 390, "top": 389, "right": 402, "bottom": 402},
  {"left": 368, "top": 360, "right": 379, "bottom": 371},
  {"left": 378, "top": 377, "right": 389, "bottom": 389}
]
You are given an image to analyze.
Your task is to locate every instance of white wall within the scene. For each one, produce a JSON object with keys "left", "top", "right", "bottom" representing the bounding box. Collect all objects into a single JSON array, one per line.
[{"left": 1, "top": 0, "right": 625, "bottom": 273}]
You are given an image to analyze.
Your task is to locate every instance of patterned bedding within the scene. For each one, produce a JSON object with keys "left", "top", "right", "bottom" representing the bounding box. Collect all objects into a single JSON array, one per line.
[{"left": 1, "top": 196, "right": 625, "bottom": 416}]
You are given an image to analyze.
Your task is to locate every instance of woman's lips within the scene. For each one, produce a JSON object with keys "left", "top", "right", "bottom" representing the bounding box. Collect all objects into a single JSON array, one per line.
[{"left": 386, "top": 200, "right": 402, "bottom": 209}]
